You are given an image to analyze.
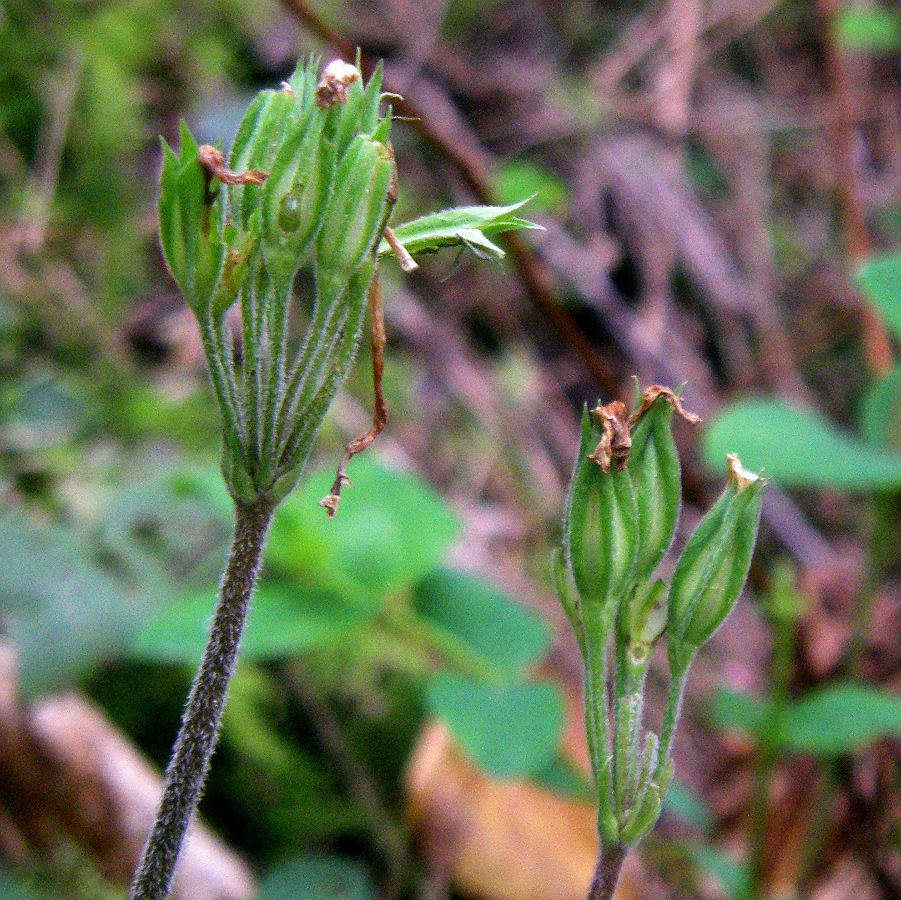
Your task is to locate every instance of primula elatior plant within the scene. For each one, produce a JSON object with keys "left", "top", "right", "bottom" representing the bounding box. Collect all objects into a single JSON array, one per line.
[
  {"left": 133, "top": 56, "right": 540, "bottom": 900},
  {"left": 555, "top": 385, "right": 766, "bottom": 900}
]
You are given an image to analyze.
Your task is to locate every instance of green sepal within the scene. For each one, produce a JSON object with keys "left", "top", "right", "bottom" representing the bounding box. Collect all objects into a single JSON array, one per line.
[
  {"left": 315, "top": 136, "right": 394, "bottom": 304},
  {"left": 668, "top": 461, "right": 766, "bottom": 662},
  {"left": 627, "top": 393, "right": 681, "bottom": 582},
  {"left": 332, "top": 60, "right": 383, "bottom": 159},
  {"left": 158, "top": 138, "right": 187, "bottom": 292},
  {"left": 221, "top": 439, "right": 258, "bottom": 505},
  {"left": 617, "top": 757, "right": 672, "bottom": 845},
  {"left": 553, "top": 547, "right": 585, "bottom": 657},
  {"left": 595, "top": 753, "right": 620, "bottom": 845},
  {"left": 379, "top": 199, "right": 544, "bottom": 262},
  {"left": 157, "top": 123, "right": 228, "bottom": 315},
  {"left": 287, "top": 54, "right": 321, "bottom": 107},
  {"left": 228, "top": 88, "right": 296, "bottom": 230},
  {"left": 564, "top": 408, "right": 639, "bottom": 615},
  {"left": 261, "top": 103, "right": 329, "bottom": 274},
  {"left": 212, "top": 212, "right": 262, "bottom": 321}
]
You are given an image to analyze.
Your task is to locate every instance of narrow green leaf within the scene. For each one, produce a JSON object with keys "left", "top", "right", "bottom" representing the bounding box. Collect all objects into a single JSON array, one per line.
[{"left": 379, "top": 200, "right": 543, "bottom": 260}]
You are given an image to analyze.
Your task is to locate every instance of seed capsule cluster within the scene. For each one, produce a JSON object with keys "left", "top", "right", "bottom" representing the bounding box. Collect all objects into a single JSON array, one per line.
[{"left": 558, "top": 384, "right": 764, "bottom": 847}]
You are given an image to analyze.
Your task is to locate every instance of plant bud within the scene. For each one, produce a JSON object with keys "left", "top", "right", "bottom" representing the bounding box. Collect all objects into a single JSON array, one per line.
[
  {"left": 261, "top": 105, "right": 331, "bottom": 267},
  {"left": 315, "top": 135, "right": 394, "bottom": 304},
  {"left": 158, "top": 123, "right": 226, "bottom": 313},
  {"left": 617, "top": 579, "right": 667, "bottom": 653},
  {"left": 553, "top": 547, "right": 585, "bottom": 655},
  {"left": 228, "top": 88, "right": 297, "bottom": 231},
  {"left": 668, "top": 454, "right": 765, "bottom": 657},
  {"left": 626, "top": 389, "right": 685, "bottom": 582},
  {"left": 563, "top": 407, "right": 639, "bottom": 617}
]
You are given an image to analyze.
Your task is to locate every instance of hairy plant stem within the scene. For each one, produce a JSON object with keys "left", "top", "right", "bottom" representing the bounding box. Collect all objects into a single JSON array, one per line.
[
  {"left": 587, "top": 843, "right": 627, "bottom": 900},
  {"left": 129, "top": 497, "right": 275, "bottom": 900}
]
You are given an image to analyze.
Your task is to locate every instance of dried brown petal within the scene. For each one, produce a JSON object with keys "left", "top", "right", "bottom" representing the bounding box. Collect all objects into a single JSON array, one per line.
[
  {"left": 628, "top": 385, "right": 701, "bottom": 427},
  {"left": 315, "top": 59, "right": 361, "bottom": 107},
  {"left": 197, "top": 145, "right": 268, "bottom": 186},
  {"left": 588, "top": 400, "right": 631, "bottom": 472}
]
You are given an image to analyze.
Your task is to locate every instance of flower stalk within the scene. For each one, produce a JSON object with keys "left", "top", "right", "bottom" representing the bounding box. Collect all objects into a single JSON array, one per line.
[
  {"left": 556, "top": 384, "right": 765, "bottom": 899},
  {"left": 134, "top": 53, "right": 542, "bottom": 899}
]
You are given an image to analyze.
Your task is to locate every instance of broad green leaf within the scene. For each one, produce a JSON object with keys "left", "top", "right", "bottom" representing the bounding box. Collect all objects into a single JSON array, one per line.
[
  {"left": 493, "top": 159, "right": 567, "bottom": 214},
  {"left": 685, "top": 844, "right": 751, "bottom": 900},
  {"left": 267, "top": 457, "right": 460, "bottom": 598},
  {"left": 413, "top": 567, "right": 550, "bottom": 676},
  {"left": 710, "top": 687, "right": 770, "bottom": 737},
  {"left": 859, "top": 365, "right": 901, "bottom": 451},
  {"left": 530, "top": 751, "right": 594, "bottom": 801},
  {"left": 834, "top": 6, "right": 901, "bottom": 53},
  {"left": 0, "top": 515, "right": 144, "bottom": 695},
  {"left": 426, "top": 673, "right": 564, "bottom": 779},
  {"left": 379, "top": 200, "right": 543, "bottom": 262},
  {"left": 257, "top": 854, "right": 376, "bottom": 900},
  {"left": 663, "top": 781, "right": 715, "bottom": 831},
  {"left": 856, "top": 254, "right": 901, "bottom": 339},
  {"left": 780, "top": 683, "right": 901, "bottom": 754},
  {"left": 704, "top": 398, "right": 901, "bottom": 489},
  {"left": 131, "top": 583, "right": 366, "bottom": 664}
]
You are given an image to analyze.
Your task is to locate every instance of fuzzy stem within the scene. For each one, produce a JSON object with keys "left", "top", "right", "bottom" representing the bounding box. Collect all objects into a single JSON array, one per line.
[
  {"left": 129, "top": 497, "right": 274, "bottom": 900},
  {"left": 587, "top": 843, "right": 628, "bottom": 900}
]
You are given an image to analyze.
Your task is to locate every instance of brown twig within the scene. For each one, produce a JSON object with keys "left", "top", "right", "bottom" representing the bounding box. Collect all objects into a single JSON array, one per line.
[
  {"left": 319, "top": 274, "right": 388, "bottom": 517},
  {"left": 815, "top": 0, "right": 892, "bottom": 375}
]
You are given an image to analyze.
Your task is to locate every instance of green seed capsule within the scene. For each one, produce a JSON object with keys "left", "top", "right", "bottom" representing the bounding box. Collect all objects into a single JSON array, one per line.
[
  {"left": 563, "top": 405, "right": 639, "bottom": 620},
  {"left": 627, "top": 388, "right": 685, "bottom": 583},
  {"left": 668, "top": 454, "right": 765, "bottom": 660}
]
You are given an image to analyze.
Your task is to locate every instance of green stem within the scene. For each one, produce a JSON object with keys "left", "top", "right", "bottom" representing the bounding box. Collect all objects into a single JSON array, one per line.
[
  {"left": 744, "top": 607, "right": 795, "bottom": 900},
  {"left": 655, "top": 660, "right": 689, "bottom": 783},
  {"left": 199, "top": 316, "right": 243, "bottom": 447},
  {"left": 128, "top": 497, "right": 274, "bottom": 900}
]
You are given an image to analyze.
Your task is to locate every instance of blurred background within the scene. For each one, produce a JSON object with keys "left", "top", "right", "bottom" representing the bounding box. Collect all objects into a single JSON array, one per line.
[{"left": 1, "top": 1, "right": 900, "bottom": 898}]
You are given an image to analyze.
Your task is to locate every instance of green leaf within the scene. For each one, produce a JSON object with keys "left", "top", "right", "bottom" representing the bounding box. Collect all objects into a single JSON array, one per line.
[
  {"left": 267, "top": 457, "right": 460, "bottom": 598},
  {"left": 859, "top": 365, "right": 901, "bottom": 451},
  {"left": 379, "top": 200, "right": 543, "bottom": 262},
  {"left": 492, "top": 159, "right": 567, "bottom": 214},
  {"left": 426, "top": 673, "right": 564, "bottom": 779},
  {"left": 663, "top": 780, "right": 715, "bottom": 831},
  {"left": 413, "top": 567, "right": 550, "bottom": 676},
  {"left": 710, "top": 687, "right": 770, "bottom": 738},
  {"left": 0, "top": 515, "right": 145, "bottom": 695},
  {"left": 685, "top": 843, "right": 751, "bottom": 900},
  {"left": 834, "top": 6, "right": 901, "bottom": 53},
  {"left": 130, "top": 583, "right": 367, "bottom": 664},
  {"left": 257, "top": 854, "right": 377, "bottom": 900},
  {"left": 530, "top": 751, "right": 595, "bottom": 801},
  {"left": 704, "top": 398, "right": 901, "bottom": 489},
  {"left": 780, "top": 683, "right": 901, "bottom": 754},
  {"left": 856, "top": 254, "right": 901, "bottom": 339}
]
